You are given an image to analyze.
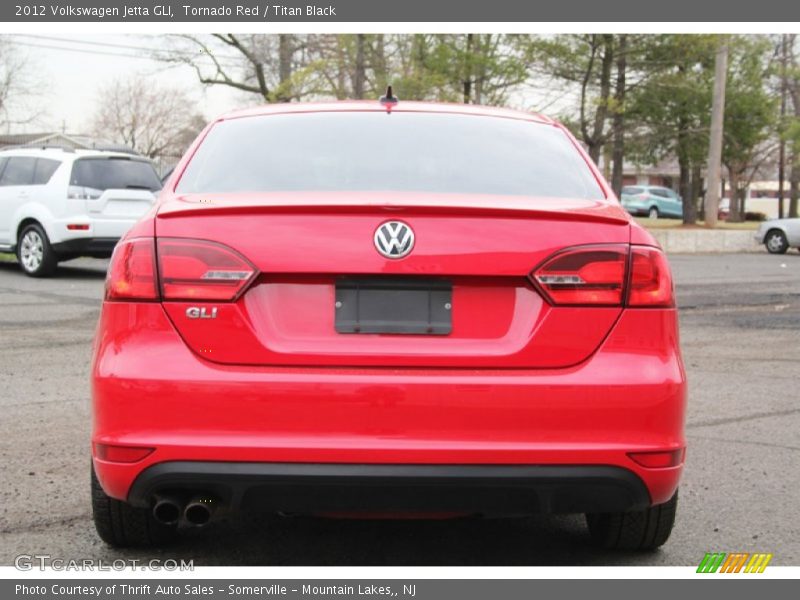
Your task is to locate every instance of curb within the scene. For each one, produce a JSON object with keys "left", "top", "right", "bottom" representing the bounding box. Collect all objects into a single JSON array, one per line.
[{"left": 648, "top": 229, "right": 762, "bottom": 254}]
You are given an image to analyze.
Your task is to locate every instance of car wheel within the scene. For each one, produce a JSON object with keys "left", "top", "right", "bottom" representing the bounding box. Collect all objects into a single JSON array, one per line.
[
  {"left": 91, "top": 465, "right": 178, "bottom": 547},
  {"left": 16, "top": 223, "right": 58, "bottom": 277},
  {"left": 586, "top": 491, "right": 677, "bottom": 550},
  {"left": 648, "top": 207, "right": 659, "bottom": 219},
  {"left": 764, "top": 229, "right": 789, "bottom": 255}
]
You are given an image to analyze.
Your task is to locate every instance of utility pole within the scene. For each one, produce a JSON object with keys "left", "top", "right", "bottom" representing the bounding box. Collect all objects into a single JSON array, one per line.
[
  {"left": 704, "top": 40, "right": 729, "bottom": 228},
  {"left": 778, "top": 35, "right": 788, "bottom": 220}
]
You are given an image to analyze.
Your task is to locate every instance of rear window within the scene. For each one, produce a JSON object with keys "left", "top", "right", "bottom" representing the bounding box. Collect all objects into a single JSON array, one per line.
[
  {"left": 177, "top": 112, "right": 605, "bottom": 200},
  {"left": 621, "top": 186, "right": 643, "bottom": 195},
  {"left": 70, "top": 157, "right": 161, "bottom": 192}
]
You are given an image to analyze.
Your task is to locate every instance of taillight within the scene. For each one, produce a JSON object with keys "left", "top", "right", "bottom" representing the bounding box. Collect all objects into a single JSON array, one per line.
[
  {"left": 532, "top": 245, "right": 628, "bottom": 306},
  {"left": 105, "top": 238, "right": 158, "bottom": 301},
  {"left": 628, "top": 246, "right": 675, "bottom": 307},
  {"left": 157, "top": 238, "right": 257, "bottom": 301},
  {"left": 531, "top": 244, "right": 674, "bottom": 308},
  {"left": 67, "top": 185, "right": 102, "bottom": 200}
]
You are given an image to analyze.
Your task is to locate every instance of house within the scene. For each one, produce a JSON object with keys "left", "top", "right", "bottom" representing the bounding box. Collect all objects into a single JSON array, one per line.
[
  {"left": 595, "top": 155, "right": 680, "bottom": 190},
  {"left": 620, "top": 158, "right": 679, "bottom": 189},
  {"left": 0, "top": 132, "right": 133, "bottom": 153}
]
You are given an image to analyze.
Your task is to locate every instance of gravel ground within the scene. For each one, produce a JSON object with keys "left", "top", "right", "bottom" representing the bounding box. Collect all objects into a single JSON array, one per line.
[{"left": 0, "top": 252, "right": 798, "bottom": 566}]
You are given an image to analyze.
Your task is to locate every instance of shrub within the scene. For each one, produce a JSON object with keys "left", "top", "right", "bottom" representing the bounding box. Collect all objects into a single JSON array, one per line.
[{"left": 745, "top": 211, "right": 768, "bottom": 222}]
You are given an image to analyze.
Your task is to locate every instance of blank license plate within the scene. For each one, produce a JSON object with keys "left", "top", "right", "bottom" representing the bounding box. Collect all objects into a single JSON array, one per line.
[{"left": 335, "top": 278, "right": 452, "bottom": 335}]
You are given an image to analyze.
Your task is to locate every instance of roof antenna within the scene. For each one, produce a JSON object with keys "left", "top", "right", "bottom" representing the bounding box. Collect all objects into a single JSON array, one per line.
[{"left": 379, "top": 85, "right": 398, "bottom": 107}]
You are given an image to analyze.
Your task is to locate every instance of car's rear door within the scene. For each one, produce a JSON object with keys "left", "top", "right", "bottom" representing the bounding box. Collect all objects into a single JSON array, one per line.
[{"left": 0, "top": 157, "right": 37, "bottom": 244}]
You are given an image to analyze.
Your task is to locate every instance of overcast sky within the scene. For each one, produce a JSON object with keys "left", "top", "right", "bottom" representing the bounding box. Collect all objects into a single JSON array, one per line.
[
  {"left": 3, "top": 33, "right": 572, "bottom": 136},
  {"left": 4, "top": 34, "right": 243, "bottom": 134}
]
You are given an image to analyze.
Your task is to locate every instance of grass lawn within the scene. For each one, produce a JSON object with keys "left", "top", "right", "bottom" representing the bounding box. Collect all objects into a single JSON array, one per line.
[
  {"left": 634, "top": 218, "right": 759, "bottom": 230},
  {"left": 0, "top": 252, "right": 16, "bottom": 262}
]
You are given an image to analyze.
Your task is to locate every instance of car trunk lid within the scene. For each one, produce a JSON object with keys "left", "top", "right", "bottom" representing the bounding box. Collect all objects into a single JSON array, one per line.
[{"left": 156, "top": 192, "right": 631, "bottom": 369}]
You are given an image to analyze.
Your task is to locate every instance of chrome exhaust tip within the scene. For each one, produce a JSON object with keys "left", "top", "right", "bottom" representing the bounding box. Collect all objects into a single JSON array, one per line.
[
  {"left": 184, "top": 496, "right": 217, "bottom": 526},
  {"left": 152, "top": 494, "right": 183, "bottom": 526}
]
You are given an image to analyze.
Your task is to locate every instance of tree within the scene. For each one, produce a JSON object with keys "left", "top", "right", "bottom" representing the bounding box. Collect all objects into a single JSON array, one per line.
[
  {"left": 163, "top": 34, "right": 323, "bottom": 103},
  {"left": 776, "top": 34, "right": 790, "bottom": 219},
  {"left": 533, "top": 35, "right": 616, "bottom": 163},
  {"left": 531, "top": 34, "right": 655, "bottom": 188},
  {"left": 436, "top": 34, "right": 530, "bottom": 105},
  {"left": 610, "top": 35, "right": 628, "bottom": 195},
  {"left": 704, "top": 38, "right": 728, "bottom": 228},
  {"left": 164, "top": 34, "right": 530, "bottom": 107},
  {"left": 311, "top": 34, "right": 529, "bottom": 104},
  {"left": 303, "top": 35, "right": 383, "bottom": 100},
  {"left": 784, "top": 34, "right": 800, "bottom": 218},
  {"left": 384, "top": 35, "right": 449, "bottom": 100},
  {"left": 722, "top": 37, "right": 777, "bottom": 222},
  {"left": 626, "top": 35, "right": 717, "bottom": 224},
  {"left": 0, "top": 39, "right": 40, "bottom": 129},
  {"left": 90, "top": 75, "right": 205, "bottom": 160}
]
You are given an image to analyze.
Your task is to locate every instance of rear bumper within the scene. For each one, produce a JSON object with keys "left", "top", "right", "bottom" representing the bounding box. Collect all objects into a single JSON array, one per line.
[
  {"left": 621, "top": 203, "right": 649, "bottom": 216},
  {"left": 126, "top": 462, "right": 650, "bottom": 515},
  {"left": 53, "top": 237, "right": 119, "bottom": 258},
  {"left": 50, "top": 216, "right": 140, "bottom": 246},
  {"left": 92, "top": 302, "right": 686, "bottom": 511}
]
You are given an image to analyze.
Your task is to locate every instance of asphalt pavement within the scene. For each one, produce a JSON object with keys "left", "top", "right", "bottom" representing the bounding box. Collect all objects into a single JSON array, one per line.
[{"left": 0, "top": 252, "right": 798, "bottom": 566}]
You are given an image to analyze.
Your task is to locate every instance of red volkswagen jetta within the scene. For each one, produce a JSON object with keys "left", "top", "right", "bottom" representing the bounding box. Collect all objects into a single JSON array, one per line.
[{"left": 91, "top": 99, "right": 686, "bottom": 549}]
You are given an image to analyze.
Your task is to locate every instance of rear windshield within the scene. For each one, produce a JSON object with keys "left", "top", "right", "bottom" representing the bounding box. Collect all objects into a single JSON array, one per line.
[
  {"left": 71, "top": 157, "right": 161, "bottom": 192},
  {"left": 176, "top": 112, "right": 605, "bottom": 200},
  {"left": 621, "top": 186, "right": 643, "bottom": 195}
]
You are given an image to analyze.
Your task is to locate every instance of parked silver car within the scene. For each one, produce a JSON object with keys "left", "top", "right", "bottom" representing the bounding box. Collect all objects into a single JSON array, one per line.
[{"left": 755, "top": 218, "right": 800, "bottom": 254}]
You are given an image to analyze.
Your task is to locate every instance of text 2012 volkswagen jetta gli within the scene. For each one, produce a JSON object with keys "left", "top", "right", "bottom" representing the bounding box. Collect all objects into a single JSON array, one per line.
[{"left": 91, "top": 99, "right": 686, "bottom": 549}]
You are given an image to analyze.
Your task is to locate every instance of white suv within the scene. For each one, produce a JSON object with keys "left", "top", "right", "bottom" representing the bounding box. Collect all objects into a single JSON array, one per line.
[{"left": 0, "top": 147, "right": 161, "bottom": 276}]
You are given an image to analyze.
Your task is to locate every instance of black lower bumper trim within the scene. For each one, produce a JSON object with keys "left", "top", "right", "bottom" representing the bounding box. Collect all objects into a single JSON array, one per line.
[
  {"left": 127, "top": 462, "right": 651, "bottom": 515},
  {"left": 53, "top": 237, "right": 119, "bottom": 258}
]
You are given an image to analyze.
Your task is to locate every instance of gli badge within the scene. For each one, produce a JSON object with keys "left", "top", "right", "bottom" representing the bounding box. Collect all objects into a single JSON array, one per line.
[{"left": 186, "top": 307, "right": 218, "bottom": 319}]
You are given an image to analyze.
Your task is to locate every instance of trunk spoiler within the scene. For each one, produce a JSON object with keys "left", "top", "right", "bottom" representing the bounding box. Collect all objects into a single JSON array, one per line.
[{"left": 157, "top": 192, "right": 631, "bottom": 225}]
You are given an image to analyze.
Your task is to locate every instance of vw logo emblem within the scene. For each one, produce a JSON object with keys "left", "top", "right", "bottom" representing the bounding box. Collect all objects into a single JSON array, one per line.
[{"left": 374, "top": 221, "right": 415, "bottom": 259}]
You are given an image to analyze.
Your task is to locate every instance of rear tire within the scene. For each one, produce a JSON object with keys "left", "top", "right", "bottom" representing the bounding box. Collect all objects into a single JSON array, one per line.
[
  {"left": 648, "top": 207, "right": 659, "bottom": 219},
  {"left": 91, "top": 465, "right": 178, "bottom": 547},
  {"left": 16, "top": 223, "right": 57, "bottom": 277},
  {"left": 586, "top": 491, "right": 677, "bottom": 551},
  {"left": 764, "top": 229, "right": 789, "bottom": 254}
]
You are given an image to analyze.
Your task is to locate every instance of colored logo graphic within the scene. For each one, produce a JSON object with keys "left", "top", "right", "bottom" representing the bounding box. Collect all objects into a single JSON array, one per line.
[{"left": 697, "top": 552, "right": 773, "bottom": 573}]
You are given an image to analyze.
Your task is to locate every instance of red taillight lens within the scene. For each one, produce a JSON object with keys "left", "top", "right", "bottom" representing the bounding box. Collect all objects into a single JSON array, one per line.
[
  {"left": 532, "top": 245, "right": 628, "bottom": 306},
  {"left": 532, "top": 244, "right": 674, "bottom": 308},
  {"left": 628, "top": 246, "right": 675, "bottom": 307},
  {"left": 105, "top": 238, "right": 158, "bottom": 301},
  {"left": 157, "top": 238, "right": 257, "bottom": 301}
]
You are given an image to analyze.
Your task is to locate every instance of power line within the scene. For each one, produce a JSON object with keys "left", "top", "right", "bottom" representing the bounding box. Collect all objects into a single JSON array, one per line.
[
  {"left": 13, "top": 34, "right": 243, "bottom": 63},
  {"left": 8, "top": 36, "right": 245, "bottom": 69},
  {"left": 9, "top": 39, "right": 154, "bottom": 60}
]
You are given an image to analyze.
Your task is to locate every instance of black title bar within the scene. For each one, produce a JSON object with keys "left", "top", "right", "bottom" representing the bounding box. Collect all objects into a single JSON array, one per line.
[{"left": 4, "top": 0, "right": 799, "bottom": 22}]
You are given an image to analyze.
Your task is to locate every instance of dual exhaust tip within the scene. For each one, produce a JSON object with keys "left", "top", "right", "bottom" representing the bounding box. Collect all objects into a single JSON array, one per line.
[{"left": 153, "top": 493, "right": 217, "bottom": 527}]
